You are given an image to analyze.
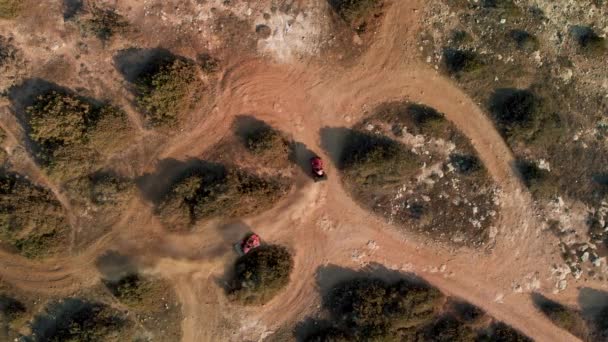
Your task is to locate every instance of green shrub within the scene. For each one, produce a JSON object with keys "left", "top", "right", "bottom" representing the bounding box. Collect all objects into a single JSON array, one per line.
[
  {"left": 81, "top": 5, "right": 128, "bottom": 42},
  {"left": 0, "top": 0, "right": 21, "bottom": 19},
  {"left": 0, "top": 172, "right": 67, "bottom": 258},
  {"left": 246, "top": 126, "right": 287, "bottom": 155},
  {"left": 66, "top": 171, "right": 133, "bottom": 209},
  {"left": 136, "top": 59, "right": 199, "bottom": 126},
  {"left": 26, "top": 90, "right": 133, "bottom": 180},
  {"left": 157, "top": 165, "right": 288, "bottom": 230},
  {"left": 230, "top": 244, "right": 293, "bottom": 305},
  {"left": 325, "top": 278, "right": 442, "bottom": 339},
  {"left": 449, "top": 154, "right": 482, "bottom": 175},
  {"left": 105, "top": 274, "right": 155, "bottom": 309},
  {"left": 421, "top": 316, "right": 476, "bottom": 342},
  {"left": 479, "top": 322, "right": 533, "bottom": 342},
  {"left": 339, "top": 130, "right": 419, "bottom": 187},
  {"left": 489, "top": 89, "right": 536, "bottom": 129},
  {"left": 86, "top": 105, "right": 135, "bottom": 155},
  {"left": 534, "top": 295, "right": 589, "bottom": 340},
  {"left": 27, "top": 91, "right": 93, "bottom": 147},
  {"left": 515, "top": 159, "right": 557, "bottom": 199},
  {"left": 443, "top": 48, "right": 483, "bottom": 74},
  {"left": 197, "top": 53, "right": 220, "bottom": 73},
  {"left": 30, "top": 299, "right": 129, "bottom": 342}
]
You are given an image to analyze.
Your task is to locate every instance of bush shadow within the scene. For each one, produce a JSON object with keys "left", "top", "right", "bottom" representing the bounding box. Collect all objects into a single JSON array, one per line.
[
  {"left": 113, "top": 47, "right": 177, "bottom": 83},
  {"left": 63, "top": 0, "right": 83, "bottom": 20},
  {"left": 135, "top": 158, "right": 225, "bottom": 205},
  {"left": 578, "top": 287, "right": 608, "bottom": 321},
  {"left": 289, "top": 141, "right": 318, "bottom": 176},
  {"left": 94, "top": 250, "right": 138, "bottom": 282},
  {"left": 319, "top": 126, "right": 353, "bottom": 169},
  {"left": 232, "top": 115, "right": 273, "bottom": 147},
  {"left": 28, "top": 298, "right": 118, "bottom": 341}
]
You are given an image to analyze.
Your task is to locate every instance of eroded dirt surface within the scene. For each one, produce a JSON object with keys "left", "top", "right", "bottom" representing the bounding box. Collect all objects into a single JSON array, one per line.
[{"left": 0, "top": 1, "right": 601, "bottom": 341}]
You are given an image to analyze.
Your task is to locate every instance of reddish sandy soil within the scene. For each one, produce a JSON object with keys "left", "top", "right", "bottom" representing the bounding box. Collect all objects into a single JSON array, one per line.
[{"left": 0, "top": 1, "right": 601, "bottom": 341}]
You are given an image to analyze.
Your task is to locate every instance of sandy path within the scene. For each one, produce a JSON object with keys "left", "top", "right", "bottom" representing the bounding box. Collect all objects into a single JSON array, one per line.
[{"left": 0, "top": 1, "right": 587, "bottom": 341}]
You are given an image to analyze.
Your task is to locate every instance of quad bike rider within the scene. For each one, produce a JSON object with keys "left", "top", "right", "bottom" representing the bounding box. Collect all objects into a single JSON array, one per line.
[
  {"left": 310, "top": 156, "right": 327, "bottom": 182},
  {"left": 234, "top": 233, "right": 261, "bottom": 256}
]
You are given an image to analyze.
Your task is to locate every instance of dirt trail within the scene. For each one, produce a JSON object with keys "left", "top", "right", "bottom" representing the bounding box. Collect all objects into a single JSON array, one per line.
[{"left": 0, "top": 1, "right": 585, "bottom": 341}]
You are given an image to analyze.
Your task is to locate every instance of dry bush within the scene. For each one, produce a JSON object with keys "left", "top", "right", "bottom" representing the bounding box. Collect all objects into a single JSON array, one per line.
[
  {"left": 157, "top": 165, "right": 288, "bottom": 231},
  {"left": 136, "top": 59, "right": 200, "bottom": 127},
  {"left": 515, "top": 159, "right": 557, "bottom": 199},
  {"left": 328, "top": 0, "right": 380, "bottom": 23},
  {"left": 26, "top": 91, "right": 134, "bottom": 181},
  {"left": 0, "top": 0, "right": 21, "bottom": 19},
  {"left": 104, "top": 274, "right": 167, "bottom": 312},
  {"left": 338, "top": 130, "right": 420, "bottom": 188},
  {"left": 478, "top": 322, "right": 533, "bottom": 342},
  {"left": 229, "top": 244, "right": 293, "bottom": 305},
  {"left": 0, "top": 294, "right": 26, "bottom": 322},
  {"left": 321, "top": 278, "right": 442, "bottom": 340},
  {"left": 80, "top": 4, "right": 128, "bottom": 42},
  {"left": 443, "top": 48, "right": 484, "bottom": 74},
  {"left": 68, "top": 172, "right": 132, "bottom": 205},
  {"left": 0, "top": 172, "right": 68, "bottom": 258},
  {"left": 29, "top": 298, "right": 132, "bottom": 341}
]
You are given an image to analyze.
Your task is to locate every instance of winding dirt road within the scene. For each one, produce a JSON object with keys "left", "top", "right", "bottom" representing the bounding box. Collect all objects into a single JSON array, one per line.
[{"left": 0, "top": 1, "right": 590, "bottom": 341}]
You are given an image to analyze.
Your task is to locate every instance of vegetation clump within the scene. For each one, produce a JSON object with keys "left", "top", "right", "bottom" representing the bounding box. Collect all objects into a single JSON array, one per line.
[
  {"left": 158, "top": 164, "right": 288, "bottom": 231},
  {"left": 478, "top": 322, "right": 533, "bottom": 342},
  {"left": 0, "top": 172, "right": 68, "bottom": 258},
  {"left": 136, "top": 58, "right": 200, "bottom": 127},
  {"left": 326, "top": 278, "right": 442, "bottom": 339},
  {"left": 329, "top": 0, "right": 380, "bottom": 23},
  {"left": 196, "top": 53, "right": 220, "bottom": 73},
  {"left": 81, "top": 5, "right": 129, "bottom": 42},
  {"left": 29, "top": 299, "right": 130, "bottom": 341},
  {"left": 245, "top": 126, "right": 290, "bottom": 162},
  {"left": 66, "top": 171, "right": 133, "bottom": 208},
  {"left": 0, "top": 294, "right": 26, "bottom": 322},
  {"left": 26, "top": 90, "right": 133, "bottom": 181},
  {"left": 229, "top": 244, "right": 293, "bottom": 305},
  {"left": 510, "top": 30, "right": 539, "bottom": 52},
  {"left": 0, "top": 0, "right": 21, "bottom": 19},
  {"left": 338, "top": 130, "right": 419, "bottom": 187},
  {"left": 572, "top": 26, "right": 606, "bottom": 57},
  {"left": 443, "top": 48, "right": 483, "bottom": 74},
  {"left": 488, "top": 88, "right": 563, "bottom": 144},
  {"left": 104, "top": 274, "right": 158, "bottom": 309},
  {"left": 299, "top": 273, "right": 532, "bottom": 342},
  {"left": 450, "top": 154, "right": 481, "bottom": 175},
  {"left": 515, "top": 159, "right": 556, "bottom": 199}
]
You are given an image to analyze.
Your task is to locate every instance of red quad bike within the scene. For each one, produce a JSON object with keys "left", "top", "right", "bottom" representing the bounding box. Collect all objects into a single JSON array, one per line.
[
  {"left": 234, "top": 233, "right": 261, "bottom": 256},
  {"left": 310, "top": 157, "right": 328, "bottom": 182}
]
